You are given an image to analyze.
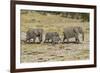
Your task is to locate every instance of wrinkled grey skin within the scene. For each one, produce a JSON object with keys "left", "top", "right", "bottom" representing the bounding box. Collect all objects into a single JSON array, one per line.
[
  {"left": 44, "top": 32, "right": 61, "bottom": 44},
  {"left": 63, "top": 26, "right": 84, "bottom": 43},
  {"left": 26, "top": 28, "right": 43, "bottom": 43}
]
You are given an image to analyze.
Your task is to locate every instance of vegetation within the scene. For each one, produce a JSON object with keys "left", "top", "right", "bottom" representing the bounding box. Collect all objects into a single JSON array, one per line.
[{"left": 21, "top": 10, "right": 89, "bottom": 22}]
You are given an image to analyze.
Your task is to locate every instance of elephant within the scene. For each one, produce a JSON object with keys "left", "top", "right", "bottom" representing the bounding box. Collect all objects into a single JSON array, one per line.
[
  {"left": 63, "top": 26, "right": 84, "bottom": 43},
  {"left": 44, "top": 32, "right": 61, "bottom": 44},
  {"left": 26, "top": 28, "right": 43, "bottom": 43}
]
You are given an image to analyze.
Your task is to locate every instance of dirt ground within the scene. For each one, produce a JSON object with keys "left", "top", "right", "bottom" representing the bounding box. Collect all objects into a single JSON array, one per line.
[{"left": 21, "top": 33, "right": 89, "bottom": 63}]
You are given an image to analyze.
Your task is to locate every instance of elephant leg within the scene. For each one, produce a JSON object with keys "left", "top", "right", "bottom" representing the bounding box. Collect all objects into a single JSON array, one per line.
[
  {"left": 44, "top": 38, "right": 49, "bottom": 43},
  {"left": 44, "top": 39, "right": 47, "bottom": 43},
  {"left": 48, "top": 39, "right": 50, "bottom": 43},
  {"left": 27, "top": 38, "right": 31, "bottom": 44},
  {"left": 75, "top": 35, "right": 80, "bottom": 43},
  {"left": 38, "top": 34, "right": 42, "bottom": 43},
  {"left": 63, "top": 37, "right": 65, "bottom": 43},
  {"left": 44, "top": 39, "right": 46, "bottom": 43},
  {"left": 38, "top": 37, "right": 41, "bottom": 43},
  {"left": 28, "top": 38, "right": 32, "bottom": 44},
  {"left": 27, "top": 39, "right": 30, "bottom": 43},
  {"left": 67, "top": 38, "right": 69, "bottom": 43},
  {"left": 33, "top": 38, "right": 35, "bottom": 43},
  {"left": 52, "top": 38, "right": 55, "bottom": 45}
]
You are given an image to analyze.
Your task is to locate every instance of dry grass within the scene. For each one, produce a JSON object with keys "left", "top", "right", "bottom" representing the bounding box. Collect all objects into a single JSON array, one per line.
[{"left": 20, "top": 11, "right": 89, "bottom": 63}]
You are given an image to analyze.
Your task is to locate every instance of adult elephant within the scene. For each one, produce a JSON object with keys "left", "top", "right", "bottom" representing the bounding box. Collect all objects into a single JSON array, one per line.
[
  {"left": 26, "top": 28, "right": 43, "bottom": 43},
  {"left": 63, "top": 26, "right": 84, "bottom": 43}
]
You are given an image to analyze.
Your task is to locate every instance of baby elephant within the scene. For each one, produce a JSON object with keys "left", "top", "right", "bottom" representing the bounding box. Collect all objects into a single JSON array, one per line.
[
  {"left": 44, "top": 32, "right": 61, "bottom": 44},
  {"left": 26, "top": 28, "right": 43, "bottom": 43}
]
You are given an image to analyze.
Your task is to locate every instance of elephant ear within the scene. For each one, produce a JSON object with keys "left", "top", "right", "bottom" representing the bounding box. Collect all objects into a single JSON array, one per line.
[{"left": 73, "top": 27, "right": 79, "bottom": 34}]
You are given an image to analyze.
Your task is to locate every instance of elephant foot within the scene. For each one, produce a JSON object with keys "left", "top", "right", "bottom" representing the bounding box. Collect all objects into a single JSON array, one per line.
[{"left": 75, "top": 42, "right": 81, "bottom": 44}]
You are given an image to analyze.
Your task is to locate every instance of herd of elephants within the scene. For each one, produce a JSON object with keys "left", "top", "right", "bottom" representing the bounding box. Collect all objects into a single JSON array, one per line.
[{"left": 22, "top": 26, "right": 84, "bottom": 44}]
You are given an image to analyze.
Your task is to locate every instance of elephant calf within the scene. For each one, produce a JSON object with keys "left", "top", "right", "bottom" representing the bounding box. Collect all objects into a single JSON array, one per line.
[
  {"left": 26, "top": 28, "right": 43, "bottom": 43},
  {"left": 63, "top": 26, "right": 84, "bottom": 43},
  {"left": 44, "top": 32, "right": 61, "bottom": 44}
]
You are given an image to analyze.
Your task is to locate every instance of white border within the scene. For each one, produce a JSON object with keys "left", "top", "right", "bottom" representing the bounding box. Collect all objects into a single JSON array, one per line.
[{"left": 16, "top": 5, "right": 94, "bottom": 69}]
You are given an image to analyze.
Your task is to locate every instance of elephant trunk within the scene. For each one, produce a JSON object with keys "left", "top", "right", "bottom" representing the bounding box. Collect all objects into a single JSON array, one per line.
[{"left": 82, "top": 32, "right": 84, "bottom": 41}]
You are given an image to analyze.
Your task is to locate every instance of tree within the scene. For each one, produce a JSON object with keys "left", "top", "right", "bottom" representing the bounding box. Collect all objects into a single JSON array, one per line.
[{"left": 80, "top": 13, "right": 89, "bottom": 22}]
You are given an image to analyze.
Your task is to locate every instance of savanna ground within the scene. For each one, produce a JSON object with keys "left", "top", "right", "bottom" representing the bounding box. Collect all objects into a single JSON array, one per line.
[{"left": 20, "top": 10, "right": 90, "bottom": 63}]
